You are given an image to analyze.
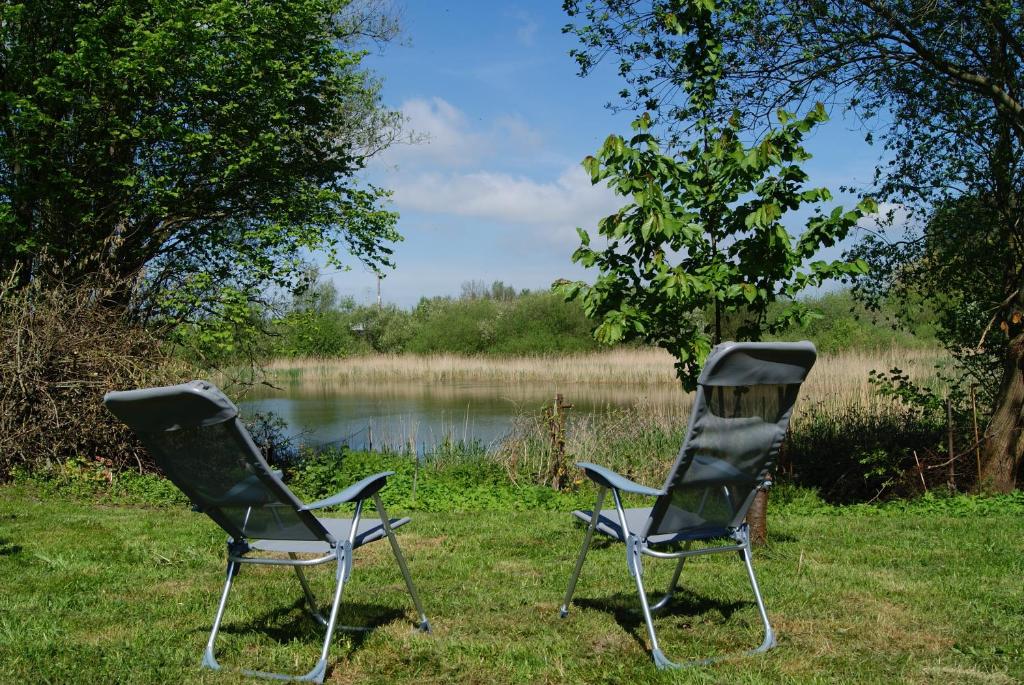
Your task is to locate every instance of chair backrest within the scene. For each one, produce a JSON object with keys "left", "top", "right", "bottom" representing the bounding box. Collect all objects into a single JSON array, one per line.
[
  {"left": 104, "top": 381, "right": 333, "bottom": 544},
  {"left": 644, "top": 342, "right": 816, "bottom": 538}
]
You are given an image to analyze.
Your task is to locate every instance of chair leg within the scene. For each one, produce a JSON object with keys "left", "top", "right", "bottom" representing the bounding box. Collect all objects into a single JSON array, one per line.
[
  {"left": 291, "top": 553, "right": 328, "bottom": 628},
  {"left": 738, "top": 529, "right": 776, "bottom": 653},
  {"left": 650, "top": 544, "right": 690, "bottom": 612},
  {"left": 202, "top": 544, "right": 353, "bottom": 684},
  {"left": 293, "top": 555, "right": 371, "bottom": 633},
  {"left": 627, "top": 528, "right": 776, "bottom": 669},
  {"left": 373, "top": 494, "right": 431, "bottom": 632},
  {"left": 297, "top": 542, "right": 352, "bottom": 684},
  {"left": 627, "top": 535, "right": 678, "bottom": 669},
  {"left": 560, "top": 488, "right": 606, "bottom": 618},
  {"left": 202, "top": 559, "right": 240, "bottom": 672}
]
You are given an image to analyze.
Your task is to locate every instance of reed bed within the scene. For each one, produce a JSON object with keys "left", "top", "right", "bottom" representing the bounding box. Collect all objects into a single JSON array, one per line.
[
  {"left": 266, "top": 348, "right": 682, "bottom": 385},
  {"left": 265, "top": 346, "right": 949, "bottom": 410}
]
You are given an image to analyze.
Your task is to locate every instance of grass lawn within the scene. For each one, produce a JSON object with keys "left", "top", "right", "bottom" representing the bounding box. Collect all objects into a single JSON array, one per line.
[{"left": 0, "top": 486, "right": 1021, "bottom": 684}]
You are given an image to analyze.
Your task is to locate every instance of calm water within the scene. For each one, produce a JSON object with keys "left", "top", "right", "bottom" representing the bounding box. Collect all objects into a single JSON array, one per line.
[{"left": 239, "top": 381, "right": 685, "bottom": 452}]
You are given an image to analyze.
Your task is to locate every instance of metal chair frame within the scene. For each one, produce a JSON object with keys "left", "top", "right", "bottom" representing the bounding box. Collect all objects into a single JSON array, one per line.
[
  {"left": 203, "top": 494, "right": 430, "bottom": 683},
  {"left": 557, "top": 341, "right": 815, "bottom": 668},
  {"left": 560, "top": 486, "right": 773, "bottom": 669},
  {"left": 104, "top": 381, "right": 430, "bottom": 684}
]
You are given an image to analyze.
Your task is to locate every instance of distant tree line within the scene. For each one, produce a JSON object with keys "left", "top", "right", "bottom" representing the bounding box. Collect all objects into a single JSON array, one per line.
[{"left": 173, "top": 276, "right": 938, "bottom": 364}]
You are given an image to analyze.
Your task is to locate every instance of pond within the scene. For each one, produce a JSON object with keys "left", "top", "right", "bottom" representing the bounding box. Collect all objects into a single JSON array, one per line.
[{"left": 239, "top": 380, "right": 686, "bottom": 453}]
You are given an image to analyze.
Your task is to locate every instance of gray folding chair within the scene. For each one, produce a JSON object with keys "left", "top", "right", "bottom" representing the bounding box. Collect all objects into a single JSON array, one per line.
[
  {"left": 559, "top": 341, "right": 816, "bottom": 668},
  {"left": 104, "top": 381, "right": 430, "bottom": 683}
]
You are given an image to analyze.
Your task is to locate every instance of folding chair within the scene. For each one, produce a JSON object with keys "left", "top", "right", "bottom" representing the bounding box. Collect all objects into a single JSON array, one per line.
[
  {"left": 104, "top": 380, "right": 430, "bottom": 683},
  {"left": 559, "top": 341, "right": 816, "bottom": 668}
]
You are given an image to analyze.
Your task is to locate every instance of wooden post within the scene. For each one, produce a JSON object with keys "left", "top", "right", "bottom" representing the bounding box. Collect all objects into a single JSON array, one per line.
[
  {"left": 412, "top": 452, "right": 419, "bottom": 504},
  {"left": 552, "top": 393, "right": 563, "bottom": 490},
  {"left": 546, "top": 393, "right": 573, "bottom": 490},
  {"left": 749, "top": 427, "right": 784, "bottom": 546}
]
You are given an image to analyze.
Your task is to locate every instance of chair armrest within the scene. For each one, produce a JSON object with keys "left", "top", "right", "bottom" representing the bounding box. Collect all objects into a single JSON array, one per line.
[
  {"left": 576, "top": 462, "right": 663, "bottom": 497},
  {"left": 299, "top": 471, "right": 394, "bottom": 511}
]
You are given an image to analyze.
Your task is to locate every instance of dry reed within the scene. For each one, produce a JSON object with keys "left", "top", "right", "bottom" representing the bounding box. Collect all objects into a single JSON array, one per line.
[{"left": 264, "top": 346, "right": 949, "bottom": 411}]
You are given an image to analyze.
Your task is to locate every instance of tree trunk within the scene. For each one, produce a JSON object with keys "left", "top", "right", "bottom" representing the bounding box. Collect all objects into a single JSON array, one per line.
[
  {"left": 747, "top": 484, "right": 769, "bottom": 545},
  {"left": 979, "top": 334, "right": 1024, "bottom": 491}
]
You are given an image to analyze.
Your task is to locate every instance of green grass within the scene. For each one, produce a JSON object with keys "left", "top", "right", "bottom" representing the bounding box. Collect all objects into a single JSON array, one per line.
[{"left": 1, "top": 486, "right": 1022, "bottom": 684}]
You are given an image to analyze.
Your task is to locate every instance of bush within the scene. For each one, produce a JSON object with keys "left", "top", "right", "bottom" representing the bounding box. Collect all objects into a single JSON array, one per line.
[
  {"left": 11, "top": 457, "right": 188, "bottom": 506},
  {"left": 0, "top": 273, "right": 188, "bottom": 479},
  {"left": 783, "top": 404, "right": 949, "bottom": 502},
  {"left": 402, "top": 290, "right": 600, "bottom": 356},
  {"left": 274, "top": 308, "right": 363, "bottom": 357}
]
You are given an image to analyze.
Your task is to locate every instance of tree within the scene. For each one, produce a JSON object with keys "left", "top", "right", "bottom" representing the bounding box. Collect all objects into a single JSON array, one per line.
[
  {"left": 559, "top": 0, "right": 873, "bottom": 386},
  {"left": 557, "top": 107, "right": 873, "bottom": 387},
  {"left": 0, "top": 0, "right": 401, "bottom": 333},
  {"left": 852, "top": 196, "right": 1010, "bottom": 408},
  {"left": 563, "top": 0, "right": 1024, "bottom": 490}
]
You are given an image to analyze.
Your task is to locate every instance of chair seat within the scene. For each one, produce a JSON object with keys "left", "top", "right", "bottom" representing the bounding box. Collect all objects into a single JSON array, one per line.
[
  {"left": 573, "top": 507, "right": 732, "bottom": 545},
  {"left": 250, "top": 516, "right": 410, "bottom": 553}
]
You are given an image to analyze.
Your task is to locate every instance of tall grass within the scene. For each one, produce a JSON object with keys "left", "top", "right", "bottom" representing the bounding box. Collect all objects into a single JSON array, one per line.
[
  {"left": 495, "top": 398, "right": 950, "bottom": 504},
  {"left": 264, "top": 346, "right": 948, "bottom": 407}
]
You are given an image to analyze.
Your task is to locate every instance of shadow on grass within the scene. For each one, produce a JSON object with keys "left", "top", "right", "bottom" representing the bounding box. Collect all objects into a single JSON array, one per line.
[
  {"left": 0, "top": 538, "right": 22, "bottom": 556},
  {"left": 575, "top": 591, "right": 747, "bottom": 654},
  {"left": 216, "top": 597, "right": 406, "bottom": 648}
]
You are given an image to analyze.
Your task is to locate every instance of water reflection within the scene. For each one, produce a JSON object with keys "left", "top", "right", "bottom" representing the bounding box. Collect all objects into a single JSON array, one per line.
[{"left": 239, "top": 380, "right": 687, "bottom": 452}]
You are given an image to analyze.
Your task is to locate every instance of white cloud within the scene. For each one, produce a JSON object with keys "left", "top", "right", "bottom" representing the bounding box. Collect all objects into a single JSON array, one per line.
[
  {"left": 378, "top": 97, "right": 546, "bottom": 171},
  {"left": 370, "top": 97, "right": 619, "bottom": 252},
  {"left": 857, "top": 201, "right": 912, "bottom": 237},
  {"left": 510, "top": 10, "right": 538, "bottom": 47},
  {"left": 391, "top": 165, "right": 619, "bottom": 247},
  {"left": 381, "top": 97, "right": 488, "bottom": 168},
  {"left": 494, "top": 114, "right": 544, "bottom": 150}
]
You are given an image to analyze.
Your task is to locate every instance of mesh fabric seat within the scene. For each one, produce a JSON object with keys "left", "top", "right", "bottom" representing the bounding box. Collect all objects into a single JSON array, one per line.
[
  {"left": 559, "top": 341, "right": 816, "bottom": 668},
  {"left": 104, "top": 381, "right": 430, "bottom": 683}
]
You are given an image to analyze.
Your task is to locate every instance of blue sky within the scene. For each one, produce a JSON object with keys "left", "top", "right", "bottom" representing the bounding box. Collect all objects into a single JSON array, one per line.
[{"left": 332, "top": 2, "right": 889, "bottom": 308}]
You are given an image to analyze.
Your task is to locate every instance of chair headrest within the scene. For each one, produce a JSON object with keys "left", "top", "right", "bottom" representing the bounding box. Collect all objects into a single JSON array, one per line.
[
  {"left": 104, "top": 380, "right": 238, "bottom": 432},
  {"left": 698, "top": 341, "right": 817, "bottom": 386}
]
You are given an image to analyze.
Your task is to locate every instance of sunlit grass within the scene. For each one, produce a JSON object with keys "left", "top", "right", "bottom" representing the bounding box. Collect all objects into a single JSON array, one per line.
[{"left": 1, "top": 487, "right": 1020, "bottom": 684}]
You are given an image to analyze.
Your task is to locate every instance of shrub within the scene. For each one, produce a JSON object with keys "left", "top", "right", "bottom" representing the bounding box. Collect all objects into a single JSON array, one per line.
[
  {"left": 0, "top": 273, "right": 188, "bottom": 479},
  {"left": 274, "top": 308, "right": 362, "bottom": 357},
  {"left": 766, "top": 290, "right": 938, "bottom": 352}
]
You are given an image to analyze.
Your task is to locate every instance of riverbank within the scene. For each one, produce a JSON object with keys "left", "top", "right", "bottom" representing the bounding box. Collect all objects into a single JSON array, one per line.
[{"left": 245, "top": 347, "right": 961, "bottom": 501}]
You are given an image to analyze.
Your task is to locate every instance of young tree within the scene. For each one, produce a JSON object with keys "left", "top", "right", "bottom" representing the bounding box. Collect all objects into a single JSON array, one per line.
[
  {"left": 557, "top": 107, "right": 873, "bottom": 387},
  {"left": 563, "top": 0, "right": 1024, "bottom": 490},
  {"left": 0, "top": 0, "right": 402, "bottom": 331}
]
